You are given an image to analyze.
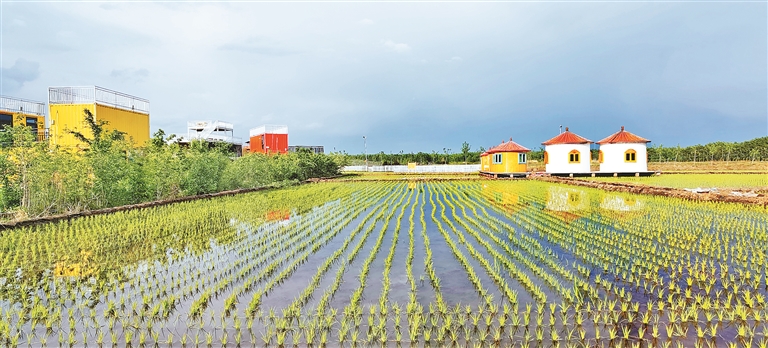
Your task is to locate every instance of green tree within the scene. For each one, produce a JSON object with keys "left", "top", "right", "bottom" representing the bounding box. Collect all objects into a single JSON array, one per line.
[
  {"left": 461, "top": 141, "right": 471, "bottom": 164},
  {"left": 67, "top": 108, "right": 125, "bottom": 152}
]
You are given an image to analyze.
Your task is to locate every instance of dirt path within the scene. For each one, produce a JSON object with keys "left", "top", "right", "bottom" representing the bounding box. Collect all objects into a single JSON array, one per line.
[{"left": 534, "top": 176, "right": 768, "bottom": 206}]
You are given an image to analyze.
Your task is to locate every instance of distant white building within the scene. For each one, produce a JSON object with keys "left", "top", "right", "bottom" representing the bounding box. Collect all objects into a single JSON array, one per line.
[
  {"left": 542, "top": 127, "right": 592, "bottom": 174},
  {"left": 597, "top": 126, "right": 650, "bottom": 173},
  {"left": 288, "top": 145, "right": 324, "bottom": 154},
  {"left": 181, "top": 120, "right": 243, "bottom": 156}
]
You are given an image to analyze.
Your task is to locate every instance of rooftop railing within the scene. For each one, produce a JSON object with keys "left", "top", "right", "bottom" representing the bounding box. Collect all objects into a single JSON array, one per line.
[
  {"left": 48, "top": 86, "right": 150, "bottom": 114},
  {"left": 0, "top": 95, "right": 46, "bottom": 116},
  {"left": 250, "top": 124, "right": 287, "bottom": 137}
]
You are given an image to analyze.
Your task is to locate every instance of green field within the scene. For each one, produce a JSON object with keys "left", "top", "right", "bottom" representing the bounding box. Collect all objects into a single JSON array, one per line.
[{"left": 0, "top": 180, "right": 766, "bottom": 347}]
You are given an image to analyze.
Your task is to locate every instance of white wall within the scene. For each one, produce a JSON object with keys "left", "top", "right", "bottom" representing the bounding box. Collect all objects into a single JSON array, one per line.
[
  {"left": 544, "top": 143, "right": 591, "bottom": 173},
  {"left": 599, "top": 143, "right": 648, "bottom": 172},
  {"left": 342, "top": 164, "right": 480, "bottom": 173}
]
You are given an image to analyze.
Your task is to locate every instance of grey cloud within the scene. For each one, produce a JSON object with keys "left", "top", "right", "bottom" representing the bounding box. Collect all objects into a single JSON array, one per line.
[
  {"left": 110, "top": 68, "right": 150, "bottom": 82},
  {"left": 99, "top": 3, "right": 119, "bottom": 11},
  {"left": 1, "top": 2, "right": 763, "bottom": 152},
  {"left": 219, "top": 37, "right": 300, "bottom": 56},
  {"left": 1, "top": 59, "right": 40, "bottom": 93}
]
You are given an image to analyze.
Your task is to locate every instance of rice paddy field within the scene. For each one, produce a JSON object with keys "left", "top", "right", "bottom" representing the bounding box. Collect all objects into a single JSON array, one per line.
[
  {"left": 584, "top": 174, "right": 768, "bottom": 190},
  {"left": 1, "top": 180, "right": 767, "bottom": 347}
]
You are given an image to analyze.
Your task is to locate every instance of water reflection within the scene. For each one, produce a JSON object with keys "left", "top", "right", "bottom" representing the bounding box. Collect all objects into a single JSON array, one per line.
[
  {"left": 600, "top": 194, "right": 645, "bottom": 212},
  {"left": 481, "top": 184, "right": 523, "bottom": 214},
  {"left": 266, "top": 209, "right": 291, "bottom": 222},
  {"left": 543, "top": 186, "right": 589, "bottom": 223},
  {"left": 545, "top": 186, "right": 588, "bottom": 212}
]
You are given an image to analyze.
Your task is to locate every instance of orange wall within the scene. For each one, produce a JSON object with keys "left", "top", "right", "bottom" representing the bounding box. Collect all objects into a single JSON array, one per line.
[{"left": 249, "top": 133, "right": 288, "bottom": 154}]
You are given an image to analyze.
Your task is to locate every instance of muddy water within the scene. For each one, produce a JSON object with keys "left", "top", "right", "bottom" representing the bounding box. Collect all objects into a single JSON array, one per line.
[
  {"left": 386, "top": 190, "right": 418, "bottom": 306},
  {"left": 258, "top": 211, "right": 370, "bottom": 310},
  {"left": 359, "top": 220, "right": 397, "bottom": 307},
  {"left": 421, "top": 186, "right": 485, "bottom": 306}
]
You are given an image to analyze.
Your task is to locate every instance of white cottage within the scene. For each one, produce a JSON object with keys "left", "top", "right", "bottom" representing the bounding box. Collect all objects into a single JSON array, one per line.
[
  {"left": 597, "top": 126, "right": 650, "bottom": 173},
  {"left": 542, "top": 127, "right": 593, "bottom": 174}
]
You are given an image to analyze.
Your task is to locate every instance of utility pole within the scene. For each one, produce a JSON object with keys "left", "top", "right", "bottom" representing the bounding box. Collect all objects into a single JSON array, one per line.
[{"left": 363, "top": 135, "right": 368, "bottom": 172}]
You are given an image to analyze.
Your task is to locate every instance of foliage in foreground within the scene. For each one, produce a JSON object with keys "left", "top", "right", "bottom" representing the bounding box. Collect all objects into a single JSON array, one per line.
[{"left": 0, "top": 114, "right": 345, "bottom": 217}]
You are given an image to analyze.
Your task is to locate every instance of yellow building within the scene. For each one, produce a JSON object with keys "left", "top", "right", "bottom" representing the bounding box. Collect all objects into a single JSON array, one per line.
[
  {"left": 48, "top": 86, "right": 150, "bottom": 147},
  {"left": 480, "top": 138, "right": 530, "bottom": 177},
  {"left": 0, "top": 95, "right": 47, "bottom": 141}
]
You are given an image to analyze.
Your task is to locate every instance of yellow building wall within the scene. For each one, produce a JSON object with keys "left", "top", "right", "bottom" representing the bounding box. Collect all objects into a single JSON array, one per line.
[
  {"left": 49, "top": 103, "right": 149, "bottom": 147},
  {"left": 10, "top": 114, "right": 44, "bottom": 130},
  {"left": 95, "top": 104, "right": 150, "bottom": 146},
  {"left": 488, "top": 152, "right": 527, "bottom": 173},
  {"left": 480, "top": 155, "right": 490, "bottom": 171},
  {"left": 49, "top": 104, "right": 96, "bottom": 148},
  {"left": 0, "top": 112, "right": 46, "bottom": 141}
]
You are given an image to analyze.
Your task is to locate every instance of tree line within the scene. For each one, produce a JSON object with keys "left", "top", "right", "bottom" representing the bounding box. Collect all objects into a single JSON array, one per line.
[
  {"left": 0, "top": 111, "right": 346, "bottom": 218},
  {"left": 347, "top": 137, "right": 768, "bottom": 165}
]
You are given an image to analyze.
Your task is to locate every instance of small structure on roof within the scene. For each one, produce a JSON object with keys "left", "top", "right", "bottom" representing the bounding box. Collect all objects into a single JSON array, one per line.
[
  {"left": 597, "top": 126, "right": 650, "bottom": 173},
  {"left": 480, "top": 137, "right": 530, "bottom": 178},
  {"left": 542, "top": 127, "right": 592, "bottom": 174}
]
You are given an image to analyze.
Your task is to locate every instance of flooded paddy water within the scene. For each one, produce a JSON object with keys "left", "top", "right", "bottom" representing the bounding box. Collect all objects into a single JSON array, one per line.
[{"left": 0, "top": 180, "right": 766, "bottom": 347}]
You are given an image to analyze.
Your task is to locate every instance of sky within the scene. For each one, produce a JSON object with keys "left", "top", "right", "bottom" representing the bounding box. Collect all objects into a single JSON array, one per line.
[{"left": 1, "top": 1, "right": 766, "bottom": 154}]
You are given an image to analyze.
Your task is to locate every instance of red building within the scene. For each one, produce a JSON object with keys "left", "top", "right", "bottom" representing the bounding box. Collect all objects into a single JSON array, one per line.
[{"left": 249, "top": 125, "right": 288, "bottom": 154}]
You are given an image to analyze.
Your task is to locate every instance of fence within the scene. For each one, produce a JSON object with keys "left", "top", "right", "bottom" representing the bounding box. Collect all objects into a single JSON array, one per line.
[
  {"left": 48, "top": 86, "right": 150, "bottom": 114},
  {"left": 342, "top": 164, "right": 480, "bottom": 173},
  {"left": 0, "top": 96, "right": 46, "bottom": 116}
]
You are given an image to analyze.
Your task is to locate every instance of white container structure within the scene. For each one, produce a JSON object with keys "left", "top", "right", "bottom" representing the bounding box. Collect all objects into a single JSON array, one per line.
[
  {"left": 541, "top": 127, "right": 592, "bottom": 174},
  {"left": 597, "top": 126, "right": 650, "bottom": 173},
  {"left": 186, "top": 120, "right": 242, "bottom": 144}
]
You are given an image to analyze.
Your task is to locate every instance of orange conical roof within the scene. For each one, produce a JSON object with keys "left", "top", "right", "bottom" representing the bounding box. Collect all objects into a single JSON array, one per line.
[
  {"left": 542, "top": 127, "right": 592, "bottom": 145},
  {"left": 596, "top": 126, "right": 650, "bottom": 144},
  {"left": 486, "top": 138, "right": 531, "bottom": 154}
]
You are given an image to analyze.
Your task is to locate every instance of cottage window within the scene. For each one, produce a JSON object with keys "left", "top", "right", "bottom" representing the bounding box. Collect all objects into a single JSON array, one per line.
[
  {"left": 568, "top": 150, "right": 580, "bottom": 163},
  {"left": 598, "top": 150, "right": 604, "bottom": 163},
  {"left": 493, "top": 153, "right": 503, "bottom": 164},
  {"left": 543, "top": 151, "right": 549, "bottom": 164},
  {"left": 518, "top": 153, "right": 527, "bottom": 164},
  {"left": 624, "top": 149, "right": 637, "bottom": 163}
]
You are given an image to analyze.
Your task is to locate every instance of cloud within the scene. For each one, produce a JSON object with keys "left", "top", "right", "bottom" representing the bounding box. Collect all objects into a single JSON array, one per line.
[
  {"left": 1, "top": 59, "right": 40, "bottom": 93},
  {"left": 99, "top": 3, "right": 119, "bottom": 11},
  {"left": 359, "top": 18, "right": 374, "bottom": 25},
  {"left": 383, "top": 39, "right": 410, "bottom": 53},
  {"left": 446, "top": 56, "right": 463, "bottom": 63},
  {"left": 219, "top": 37, "right": 299, "bottom": 56},
  {"left": 110, "top": 68, "right": 150, "bottom": 82}
]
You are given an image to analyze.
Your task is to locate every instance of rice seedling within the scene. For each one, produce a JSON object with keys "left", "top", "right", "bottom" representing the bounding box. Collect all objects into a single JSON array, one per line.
[{"left": 0, "top": 180, "right": 764, "bottom": 347}]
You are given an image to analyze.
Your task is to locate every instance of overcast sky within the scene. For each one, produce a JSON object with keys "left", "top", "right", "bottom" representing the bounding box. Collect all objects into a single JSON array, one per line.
[{"left": 1, "top": 1, "right": 765, "bottom": 154}]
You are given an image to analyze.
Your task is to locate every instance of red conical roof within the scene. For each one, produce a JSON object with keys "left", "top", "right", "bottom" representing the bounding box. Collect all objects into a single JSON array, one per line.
[
  {"left": 486, "top": 138, "right": 531, "bottom": 154},
  {"left": 596, "top": 126, "right": 650, "bottom": 144},
  {"left": 541, "top": 127, "right": 592, "bottom": 145}
]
